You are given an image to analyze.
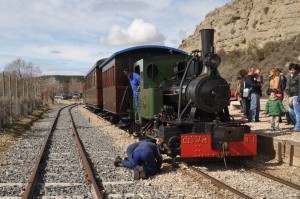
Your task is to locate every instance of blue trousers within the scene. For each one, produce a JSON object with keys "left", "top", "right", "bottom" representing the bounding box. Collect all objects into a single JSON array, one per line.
[
  {"left": 288, "top": 96, "right": 300, "bottom": 131},
  {"left": 249, "top": 92, "right": 260, "bottom": 122},
  {"left": 134, "top": 96, "right": 139, "bottom": 113},
  {"left": 133, "top": 150, "right": 158, "bottom": 176},
  {"left": 241, "top": 98, "right": 250, "bottom": 117},
  {"left": 121, "top": 157, "right": 134, "bottom": 169},
  {"left": 121, "top": 143, "right": 139, "bottom": 169}
]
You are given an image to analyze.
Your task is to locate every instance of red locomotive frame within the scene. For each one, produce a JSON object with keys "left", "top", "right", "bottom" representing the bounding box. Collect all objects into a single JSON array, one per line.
[{"left": 181, "top": 134, "right": 257, "bottom": 158}]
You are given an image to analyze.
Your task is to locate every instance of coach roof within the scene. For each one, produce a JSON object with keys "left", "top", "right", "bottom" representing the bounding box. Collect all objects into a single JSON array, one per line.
[
  {"left": 98, "top": 45, "right": 188, "bottom": 68},
  {"left": 84, "top": 58, "right": 108, "bottom": 78}
]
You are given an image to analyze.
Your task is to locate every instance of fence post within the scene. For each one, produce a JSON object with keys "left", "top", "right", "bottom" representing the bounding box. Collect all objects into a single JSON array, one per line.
[
  {"left": 1, "top": 72, "right": 5, "bottom": 127},
  {"left": 9, "top": 75, "right": 12, "bottom": 124},
  {"left": 2, "top": 72, "right": 4, "bottom": 97},
  {"left": 34, "top": 85, "right": 37, "bottom": 109},
  {"left": 22, "top": 79, "right": 25, "bottom": 115},
  {"left": 15, "top": 77, "right": 19, "bottom": 118},
  {"left": 26, "top": 80, "right": 29, "bottom": 115},
  {"left": 28, "top": 81, "right": 31, "bottom": 112}
]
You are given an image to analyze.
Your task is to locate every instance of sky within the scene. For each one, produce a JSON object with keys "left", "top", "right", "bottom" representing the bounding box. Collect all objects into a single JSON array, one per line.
[{"left": 0, "top": 0, "right": 231, "bottom": 76}]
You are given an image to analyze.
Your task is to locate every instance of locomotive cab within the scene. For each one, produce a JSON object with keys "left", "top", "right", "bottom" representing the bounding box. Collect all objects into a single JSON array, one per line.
[{"left": 136, "top": 54, "right": 188, "bottom": 121}]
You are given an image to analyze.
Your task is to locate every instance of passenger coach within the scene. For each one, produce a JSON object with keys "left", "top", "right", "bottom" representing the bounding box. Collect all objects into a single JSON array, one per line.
[{"left": 83, "top": 45, "right": 188, "bottom": 125}]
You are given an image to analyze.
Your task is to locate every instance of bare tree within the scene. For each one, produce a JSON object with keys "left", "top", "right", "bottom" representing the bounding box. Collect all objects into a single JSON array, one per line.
[
  {"left": 62, "top": 82, "right": 70, "bottom": 95},
  {"left": 4, "top": 58, "right": 41, "bottom": 80},
  {"left": 4, "top": 58, "right": 43, "bottom": 103},
  {"left": 41, "top": 77, "right": 63, "bottom": 104},
  {"left": 68, "top": 77, "right": 82, "bottom": 94}
]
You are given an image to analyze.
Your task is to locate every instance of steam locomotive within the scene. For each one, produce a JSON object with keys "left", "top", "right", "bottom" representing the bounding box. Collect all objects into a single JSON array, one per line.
[{"left": 83, "top": 29, "right": 257, "bottom": 160}]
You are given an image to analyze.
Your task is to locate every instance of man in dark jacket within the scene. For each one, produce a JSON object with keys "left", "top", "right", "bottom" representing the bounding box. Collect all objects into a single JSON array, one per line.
[
  {"left": 244, "top": 68, "right": 262, "bottom": 122},
  {"left": 287, "top": 63, "right": 300, "bottom": 132}
]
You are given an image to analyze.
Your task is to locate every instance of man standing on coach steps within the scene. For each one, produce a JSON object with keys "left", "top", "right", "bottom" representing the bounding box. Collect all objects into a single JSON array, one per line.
[{"left": 124, "top": 68, "right": 140, "bottom": 115}]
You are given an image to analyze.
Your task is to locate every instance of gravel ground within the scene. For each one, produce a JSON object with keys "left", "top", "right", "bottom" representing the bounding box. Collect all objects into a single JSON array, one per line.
[
  {"left": 77, "top": 105, "right": 300, "bottom": 198},
  {"left": 74, "top": 106, "right": 236, "bottom": 198},
  {"left": 0, "top": 100, "right": 299, "bottom": 198},
  {"left": 194, "top": 162, "right": 300, "bottom": 198},
  {"left": 0, "top": 106, "right": 62, "bottom": 197}
]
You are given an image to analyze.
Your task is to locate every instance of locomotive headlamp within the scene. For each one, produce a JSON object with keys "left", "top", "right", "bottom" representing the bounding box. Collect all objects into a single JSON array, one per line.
[{"left": 206, "top": 54, "right": 221, "bottom": 69}]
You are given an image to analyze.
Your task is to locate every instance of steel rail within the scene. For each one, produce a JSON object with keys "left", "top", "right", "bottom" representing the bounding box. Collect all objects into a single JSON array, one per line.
[
  {"left": 245, "top": 165, "right": 300, "bottom": 191},
  {"left": 183, "top": 163, "right": 252, "bottom": 199},
  {"left": 22, "top": 104, "right": 72, "bottom": 199},
  {"left": 230, "top": 160, "right": 300, "bottom": 191},
  {"left": 69, "top": 106, "right": 103, "bottom": 199}
]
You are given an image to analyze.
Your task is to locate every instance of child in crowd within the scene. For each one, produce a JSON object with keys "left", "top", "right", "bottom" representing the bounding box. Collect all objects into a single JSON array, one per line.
[
  {"left": 253, "top": 67, "right": 264, "bottom": 86},
  {"left": 265, "top": 90, "right": 286, "bottom": 131}
]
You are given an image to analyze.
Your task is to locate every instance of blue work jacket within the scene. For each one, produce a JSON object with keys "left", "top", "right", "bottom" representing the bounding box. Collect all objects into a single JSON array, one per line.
[
  {"left": 128, "top": 72, "right": 140, "bottom": 97},
  {"left": 133, "top": 141, "right": 162, "bottom": 169}
]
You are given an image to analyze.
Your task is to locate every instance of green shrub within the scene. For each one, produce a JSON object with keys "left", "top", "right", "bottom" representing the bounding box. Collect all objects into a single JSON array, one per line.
[{"left": 246, "top": 40, "right": 264, "bottom": 61}]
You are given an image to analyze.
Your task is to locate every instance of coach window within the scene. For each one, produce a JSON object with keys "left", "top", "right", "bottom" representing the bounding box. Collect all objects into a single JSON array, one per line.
[
  {"left": 93, "top": 71, "right": 96, "bottom": 87},
  {"left": 146, "top": 64, "right": 158, "bottom": 80}
]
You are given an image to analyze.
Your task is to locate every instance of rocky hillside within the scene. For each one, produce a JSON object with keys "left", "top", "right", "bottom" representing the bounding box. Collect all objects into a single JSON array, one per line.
[
  {"left": 179, "top": 0, "right": 300, "bottom": 91},
  {"left": 180, "top": 0, "right": 300, "bottom": 52}
]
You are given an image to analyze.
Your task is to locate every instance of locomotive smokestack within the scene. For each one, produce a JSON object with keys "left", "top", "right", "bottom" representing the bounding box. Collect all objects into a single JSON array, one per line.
[
  {"left": 200, "top": 29, "right": 220, "bottom": 71},
  {"left": 200, "top": 29, "right": 215, "bottom": 63}
]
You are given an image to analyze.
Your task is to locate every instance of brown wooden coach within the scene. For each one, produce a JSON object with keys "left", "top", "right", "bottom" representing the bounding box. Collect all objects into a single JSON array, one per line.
[{"left": 83, "top": 45, "right": 188, "bottom": 120}]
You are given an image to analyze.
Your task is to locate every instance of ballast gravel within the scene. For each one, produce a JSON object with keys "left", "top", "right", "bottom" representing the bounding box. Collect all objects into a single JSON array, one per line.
[{"left": 0, "top": 103, "right": 299, "bottom": 198}]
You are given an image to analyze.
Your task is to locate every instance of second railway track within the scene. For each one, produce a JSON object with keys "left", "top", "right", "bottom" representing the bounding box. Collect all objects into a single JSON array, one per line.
[{"left": 182, "top": 161, "right": 300, "bottom": 199}]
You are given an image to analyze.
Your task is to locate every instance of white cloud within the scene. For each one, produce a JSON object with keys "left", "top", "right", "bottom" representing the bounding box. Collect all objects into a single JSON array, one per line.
[
  {"left": 0, "top": 0, "right": 231, "bottom": 75},
  {"left": 99, "top": 19, "right": 166, "bottom": 46}
]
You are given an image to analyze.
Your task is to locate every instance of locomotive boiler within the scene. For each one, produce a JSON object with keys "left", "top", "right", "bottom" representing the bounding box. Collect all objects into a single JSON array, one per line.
[{"left": 161, "top": 29, "right": 230, "bottom": 121}]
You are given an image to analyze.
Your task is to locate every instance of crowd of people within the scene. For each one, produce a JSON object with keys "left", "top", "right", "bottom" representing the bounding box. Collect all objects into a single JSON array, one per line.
[{"left": 236, "top": 63, "right": 300, "bottom": 132}]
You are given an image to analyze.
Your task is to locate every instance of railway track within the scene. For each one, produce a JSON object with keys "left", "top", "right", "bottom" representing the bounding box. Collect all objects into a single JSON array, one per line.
[
  {"left": 22, "top": 104, "right": 102, "bottom": 198},
  {"left": 182, "top": 161, "right": 300, "bottom": 198},
  {"left": 237, "top": 161, "right": 300, "bottom": 191}
]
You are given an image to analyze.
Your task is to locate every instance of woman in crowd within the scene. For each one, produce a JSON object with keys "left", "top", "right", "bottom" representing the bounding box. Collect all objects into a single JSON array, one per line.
[
  {"left": 235, "top": 77, "right": 243, "bottom": 113},
  {"left": 269, "top": 68, "right": 285, "bottom": 122},
  {"left": 239, "top": 70, "right": 250, "bottom": 120},
  {"left": 269, "top": 68, "right": 283, "bottom": 100},
  {"left": 287, "top": 63, "right": 300, "bottom": 132}
]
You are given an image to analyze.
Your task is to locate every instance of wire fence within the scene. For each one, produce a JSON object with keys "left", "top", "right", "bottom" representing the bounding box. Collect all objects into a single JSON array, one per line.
[{"left": 0, "top": 72, "right": 42, "bottom": 128}]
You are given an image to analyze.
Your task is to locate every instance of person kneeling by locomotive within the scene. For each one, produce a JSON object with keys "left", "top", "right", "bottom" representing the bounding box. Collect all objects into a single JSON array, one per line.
[{"left": 114, "top": 138, "right": 163, "bottom": 180}]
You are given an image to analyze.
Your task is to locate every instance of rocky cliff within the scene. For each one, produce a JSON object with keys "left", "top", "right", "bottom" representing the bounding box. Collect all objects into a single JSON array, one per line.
[
  {"left": 179, "top": 0, "right": 300, "bottom": 53},
  {"left": 178, "top": 0, "right": 300, "bottom": 90}
]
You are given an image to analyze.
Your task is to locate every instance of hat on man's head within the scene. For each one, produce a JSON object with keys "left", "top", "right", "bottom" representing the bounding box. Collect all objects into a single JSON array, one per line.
[{"left": 123, "top": 68, "right": 130, "bottom": 74}]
